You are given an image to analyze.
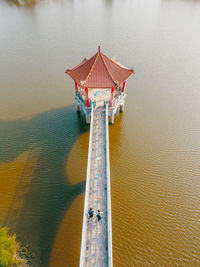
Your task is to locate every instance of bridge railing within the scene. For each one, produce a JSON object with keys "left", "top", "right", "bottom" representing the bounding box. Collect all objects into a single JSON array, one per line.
[
  {"left": 79, "top": 105, "right": 94, "bottom": 267},
  {"left": 106, "top": 104, "right": 113, "bottom": 267}
]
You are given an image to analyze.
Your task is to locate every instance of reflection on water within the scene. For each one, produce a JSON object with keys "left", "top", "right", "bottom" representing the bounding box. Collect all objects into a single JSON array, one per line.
[
  {"left": 0, "top": 106, "right": 89, "bottom": 266},
  {"left": 1, "top": 0, "right": 200, "bottom": 265}
]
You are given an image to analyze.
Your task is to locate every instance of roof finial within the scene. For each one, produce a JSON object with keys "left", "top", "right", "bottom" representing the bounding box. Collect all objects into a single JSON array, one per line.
[{"left": 98, "top": 45, "right": 101, "bottom": 52}]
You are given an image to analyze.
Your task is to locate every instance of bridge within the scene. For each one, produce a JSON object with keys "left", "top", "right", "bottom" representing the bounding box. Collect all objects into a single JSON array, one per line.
[
  {"left": 65, "top": 46, "right": 134, "bottom": 266},
  {"left": 79, "top": 105, "right": 112, "bottom": 266}
]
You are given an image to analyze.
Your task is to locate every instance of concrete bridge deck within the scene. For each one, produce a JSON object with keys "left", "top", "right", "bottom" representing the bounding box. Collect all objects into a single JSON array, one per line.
[{"left": 80, "top": 106, "right": 113, "bottom": 267}]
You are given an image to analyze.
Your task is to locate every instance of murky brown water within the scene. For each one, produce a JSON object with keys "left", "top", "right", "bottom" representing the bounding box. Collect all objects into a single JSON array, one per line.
[{"left": 1, "top": 0, "right": 200, "bottom": 265}]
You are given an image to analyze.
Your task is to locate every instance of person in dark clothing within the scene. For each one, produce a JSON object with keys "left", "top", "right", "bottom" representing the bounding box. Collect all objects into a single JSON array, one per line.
[
  {"left": 88, "top": 208, "right": 94, "bottom": 218},
  {"left": 97, "top": 210, "right": 102, "bottom": 221}
]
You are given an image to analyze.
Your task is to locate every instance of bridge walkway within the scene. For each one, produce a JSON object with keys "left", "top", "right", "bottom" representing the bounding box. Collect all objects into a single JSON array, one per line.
[{"left": 80, "top": 106, "right": 112, "bottom": 267}]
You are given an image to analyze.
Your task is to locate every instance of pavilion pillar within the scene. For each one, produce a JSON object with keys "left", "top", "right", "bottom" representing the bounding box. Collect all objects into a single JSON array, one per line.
[
  {"left": 120, "top": 104, "right": 125, "bottom": 112},
  {"left": 75, "top": 82, "right": 78, "bottom": 93},
  {"left": 110, "top": 111, "right": 114, "bottom": 124},
  {"left": 120, "top": 81, "right": 126, "bottom": 112},
  {"left": 85, "top": 88, "right": 89, "bottom": 107},
  {"left": 111, "top": 88, "right": 115, "bottom": 107},
  {"left": 122, "top": 81, "right": 126, "bottom": 93}
]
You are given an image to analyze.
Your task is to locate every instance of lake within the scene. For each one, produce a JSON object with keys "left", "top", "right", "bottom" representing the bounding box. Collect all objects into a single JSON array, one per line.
[{"left": 0, "top": 0, "right": 200, "bottom": 265}]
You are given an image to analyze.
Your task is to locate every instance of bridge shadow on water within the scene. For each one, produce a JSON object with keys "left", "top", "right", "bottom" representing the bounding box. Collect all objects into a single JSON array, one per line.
[{"left": 0, "top": 105, "right": 89, "bottom": 266}]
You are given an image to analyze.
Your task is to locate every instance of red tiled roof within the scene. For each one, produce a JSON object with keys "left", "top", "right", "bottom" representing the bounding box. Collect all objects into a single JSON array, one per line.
[{"left": 65, "top": 47, "right": 134, "bottom": 88}]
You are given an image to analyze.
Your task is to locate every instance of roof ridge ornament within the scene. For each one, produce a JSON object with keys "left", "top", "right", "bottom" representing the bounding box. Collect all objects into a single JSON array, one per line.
[
  {"left": 115, "top": 81, "right": 119, "bottom": 86},
  {"left": 98, "top": 45, "right": 101, "bottom": 52},
  {"left": 80, "top": 80, "right": 85, "bottom": 86}
]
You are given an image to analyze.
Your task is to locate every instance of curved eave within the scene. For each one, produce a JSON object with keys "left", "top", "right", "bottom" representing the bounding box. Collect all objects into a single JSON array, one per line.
[{"left": 65, "top": 68, "right": 135, "bottom": 89}]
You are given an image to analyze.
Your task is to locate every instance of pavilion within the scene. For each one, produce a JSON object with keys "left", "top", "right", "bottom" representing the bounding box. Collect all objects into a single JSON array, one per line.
[{"left": 66, "top": 46, "right": 134, "bottom": 123}]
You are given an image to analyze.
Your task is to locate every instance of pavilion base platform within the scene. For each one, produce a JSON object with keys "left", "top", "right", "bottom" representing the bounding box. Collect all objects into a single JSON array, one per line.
[{"left": 75, "top": 91, "right": 126, "bottom": 124}]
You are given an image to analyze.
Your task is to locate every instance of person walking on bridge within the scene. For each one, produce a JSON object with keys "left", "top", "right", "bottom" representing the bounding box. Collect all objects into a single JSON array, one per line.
[
  {"left": 97, "top": 210, "right": 103, "bottom": 221},
  {"left": 88, "top": 208, "right": 94, "bottom": 218}
]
